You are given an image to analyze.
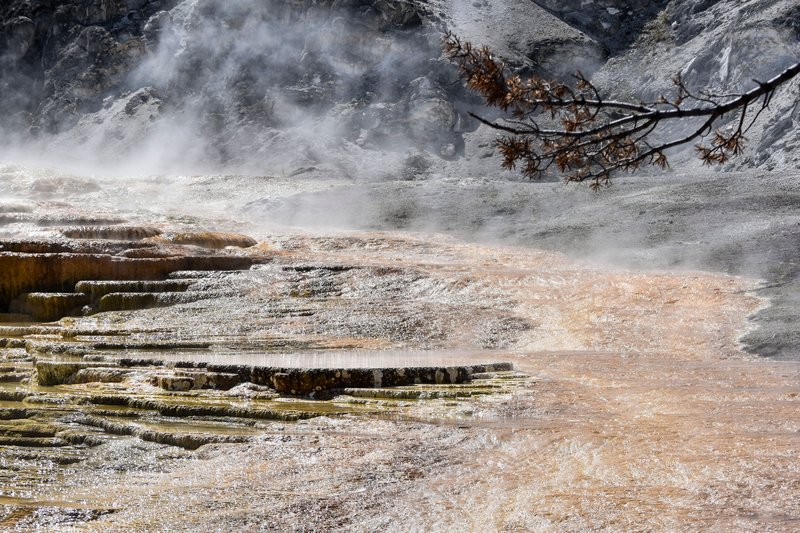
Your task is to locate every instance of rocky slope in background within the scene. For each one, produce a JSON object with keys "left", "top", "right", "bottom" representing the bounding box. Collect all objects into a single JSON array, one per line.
[
  {"left": 245, "top": 168, "right": 800, "bottom": 359},
  {"left": 1, "top": 0, "right": 796, "bottom": 174},
  {"left": 1, "top": 0, "right": 473, "bottom": 172},
  {"left": 593, "top": 0, "right": 800, "bottom": 171}
]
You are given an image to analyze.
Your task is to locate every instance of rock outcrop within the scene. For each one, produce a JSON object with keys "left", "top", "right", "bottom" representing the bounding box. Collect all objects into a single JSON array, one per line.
[
  {"left": 592, "top": 0, "right": 800, "bottom": 170},
  {"left": 1, "top": 0, "right": 797, "bottom": 173},
  {"left": 0, "top": 225, "right": 256, "bottom": 321},
  {"left": 0, "top": 0, "right": 473, "bottom": 168}
]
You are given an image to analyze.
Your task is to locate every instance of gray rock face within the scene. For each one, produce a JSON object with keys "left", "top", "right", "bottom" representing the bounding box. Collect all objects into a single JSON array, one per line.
[
  {"left": 2, "top": 16, "right": 35, "bottom": 60},
  {"left": 0, "top": 0, "right": 169, "bottom": 136},
  {"left": 441, "top": 0, "right": 605, "bottom": 77},
  {"left": 0, "top": 0, "right": 610, "bottom": 170},
  {"left": 532, "top": 0, "right": 669, "bottom": 51},
  {"left": 0, "top": 0, "right": 481, "bottom": 168},
  {"left": 591, "top": 0, "right": 800, "bottom": 172},
  {"left": 2, "top": 0, "right": 795, "bottom": 174}
]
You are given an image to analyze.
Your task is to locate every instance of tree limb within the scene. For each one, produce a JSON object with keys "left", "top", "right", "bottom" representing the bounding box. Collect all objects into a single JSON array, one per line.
[{"left": 444, "top": 32, "right": 800, "bottom": 189}]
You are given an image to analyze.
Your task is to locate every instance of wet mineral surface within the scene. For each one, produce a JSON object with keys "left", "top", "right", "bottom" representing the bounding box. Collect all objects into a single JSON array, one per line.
[
  {"left": 0, "top": 169, "right": 798, "bottom": 531},
  {"left": 0, "top": 193, "right": 531, "bottom": 529}
]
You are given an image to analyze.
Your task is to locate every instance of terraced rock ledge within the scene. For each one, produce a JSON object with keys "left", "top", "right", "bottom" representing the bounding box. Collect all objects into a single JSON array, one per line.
[
  {"left": 0, "top": 229, "right": 257, "bottom": 321},
  {"left": 1, "top": 313, "right": 522, "bottom": 453},
  {"left": 1, "top": 335, "right": 526, "bottom": 451},
  {"left": 35, "top": 358, "right": 513, "bottom": 395},
  {"left": 0, "top": 228, "right": 530, "bottom": 530}
]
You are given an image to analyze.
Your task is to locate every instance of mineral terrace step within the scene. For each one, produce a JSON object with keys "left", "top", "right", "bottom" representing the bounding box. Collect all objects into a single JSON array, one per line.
[
  {"left": 0, "top": 239, "right": 158, "bottom": 255},
  {"left": 168, "top": 270, "right": 249, "bottom": 279},
  {"left": 156, "top": 231, "right": 257, "bottom": 249},
  {"left": 78, "top": 416, "right": 254, "bottom": 450},
  {"left": 97, "top": 291, "right": 209, "bottom": 312},
  {"left": 60, "top": 225, "right": 162, "bottom": 240},
  {"left": 0, "top": 214, "right": 126, "bottom": 227},
  {"left": 0, "top": 436, "right": 68, "bottom": 448},
  {"left": 35, "top": 358, "right": 514, "bottom": 396},
  {"left": 0, "top": 313, "right": 32, "bottom": 323},
  {"left": 12, "top": 293, "right": 90, "bottom": 322},
  {"left": 0, "top": 338, "right": 27, "bottom": 348},
  {"left": 35, "top": 361, "right": 122, "bottom": 386},
  {"left": 0, "top": 373, "right": 27, "bottom": 383},
  {"left": 0, "top": 252, "right": 253, "bottom": 310},
  {"left": 253, "top": 364, "right": 513, "bottom": 395},
  {"left": 471, "top": 371, "right": 531, "bottom": 380},
  {"left": 341, "top": 387, "right": 492, "bottom": 400},
  {"left": 199, "top": 361, "right": 513, "bottom": 395},
  {"left": 152, "top": 371, "right": 241, "bottom": 391},
  {"left": 75, "top": 280, "right": 193, "bottom": 301}
]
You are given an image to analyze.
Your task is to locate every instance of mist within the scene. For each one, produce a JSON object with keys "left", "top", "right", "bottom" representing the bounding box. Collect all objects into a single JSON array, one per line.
[{"left": 0, "top": 0, "right": 478, "bottom": 177}]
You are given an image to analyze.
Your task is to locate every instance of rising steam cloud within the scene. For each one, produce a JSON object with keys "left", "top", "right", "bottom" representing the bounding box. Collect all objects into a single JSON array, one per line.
[{"left": 0, "top": 0, "right": 476, "bottom": 177}]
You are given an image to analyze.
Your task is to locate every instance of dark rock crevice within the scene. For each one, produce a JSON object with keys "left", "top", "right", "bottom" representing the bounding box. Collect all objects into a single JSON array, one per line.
[{"left": 529, "top": 0, "right": 671, "bottom": 54}]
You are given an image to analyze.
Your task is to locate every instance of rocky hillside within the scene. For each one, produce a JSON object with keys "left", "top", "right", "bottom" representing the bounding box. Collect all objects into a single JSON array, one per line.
[
  {"left": 1, "top": 0, "right": 474, "bottom": 172},
  {"left": 1, "top": 0, "right": 796, "bottom": 175},
  {"left": 592, "top": 0, "right": 800, "bottom": 171}
]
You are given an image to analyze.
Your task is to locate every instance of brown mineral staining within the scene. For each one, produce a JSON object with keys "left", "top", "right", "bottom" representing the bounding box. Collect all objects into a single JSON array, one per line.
[
  {"left": 0, "top": 224, "right": 259, "bottom": 319},
  {"left": 263, "top": 364, "right": 510, "bottom": 395},
  {"left": 97, "top": 291, "right": 206, "bottom": 312},
  {"left": 34, "top": 361, "right": 108, "bottom": 386},
  {"left": 60, "top": 225, "right": 162, "bottom": 240},
  {"left": 13, "top": 292, "right": 90, "bottom": 321},
  {"left": 0, "top": 253, "right": 175, "bottom": 309},
  {"left": 75, "top": 280, "right": 192, "bottom": 302},
  {"left": 154, "top": 231, "right": 258, "bottom": 249},
  {"left": 116, "top": 246, "right": 180, "bottom": 258}
]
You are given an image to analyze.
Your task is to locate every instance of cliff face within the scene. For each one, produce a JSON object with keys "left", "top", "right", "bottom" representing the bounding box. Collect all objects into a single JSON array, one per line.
[
  {"left": 0, "top": 0, "right": 798, "bottom": 174},
  {"left": 593, "top": 0, "right": 800, "bottom": 171},
  {"left": 1, "top": 0, "right": 475, "bottom": 171},
  {"left": 0, "top": 0, "right": 168, "bottom": 126},
  {"left": 531, "top": 0, "right": 669, "bottom": 51}
]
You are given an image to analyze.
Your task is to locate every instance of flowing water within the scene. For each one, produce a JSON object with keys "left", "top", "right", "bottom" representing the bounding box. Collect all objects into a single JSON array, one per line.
[
  {"left": 0, "top": 164, "right": 798, "bottom": 531},
  {"left": 74, "top": 238, "right": 799, "bottom": 531}
]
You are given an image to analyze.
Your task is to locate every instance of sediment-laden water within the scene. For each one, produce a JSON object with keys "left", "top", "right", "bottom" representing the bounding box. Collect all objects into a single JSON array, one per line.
[{"left": 0, "top": 165, "right": 798, "bottom": 530}]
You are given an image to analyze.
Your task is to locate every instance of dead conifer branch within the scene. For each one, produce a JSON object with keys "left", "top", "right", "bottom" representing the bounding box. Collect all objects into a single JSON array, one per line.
[{"left": 444, "top": 32, "right": 800, "bottom": 189}]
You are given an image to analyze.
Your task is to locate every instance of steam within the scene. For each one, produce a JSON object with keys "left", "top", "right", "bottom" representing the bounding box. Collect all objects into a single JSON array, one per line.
[{"left": 0, "top": 0, "right": 474, "bottom": 177}]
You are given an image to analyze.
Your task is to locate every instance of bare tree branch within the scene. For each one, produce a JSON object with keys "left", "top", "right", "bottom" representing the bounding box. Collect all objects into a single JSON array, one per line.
[{"left": 444, "top": 32, "right": 800, "bottom": 189}]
